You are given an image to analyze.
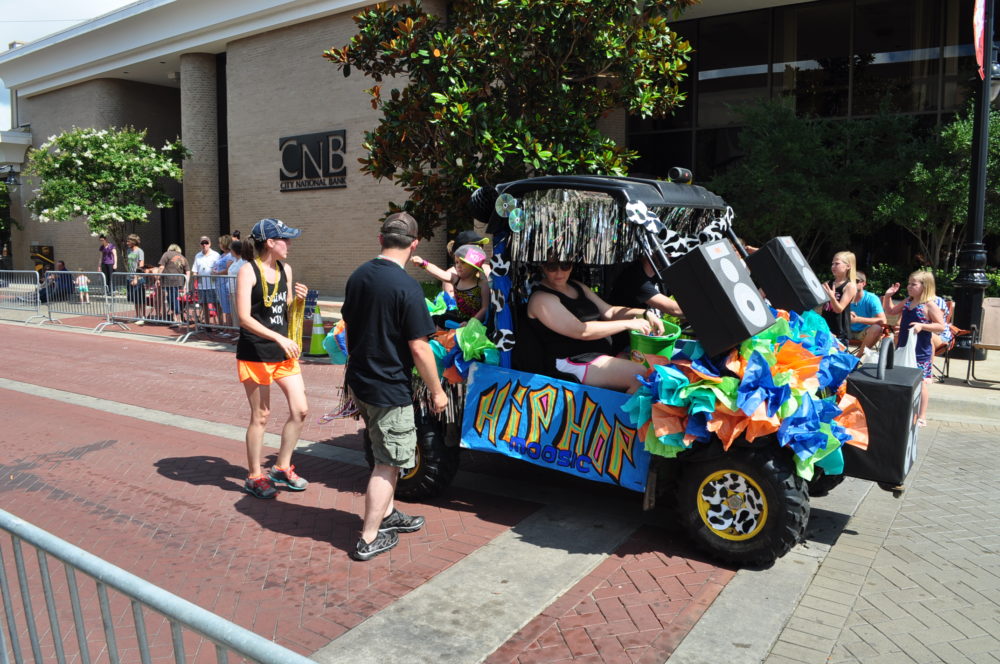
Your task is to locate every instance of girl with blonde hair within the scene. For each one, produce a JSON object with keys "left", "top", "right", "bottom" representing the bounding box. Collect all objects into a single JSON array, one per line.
[
  {"left": 883, "top": 270, "right": 945, "bottom": 426},
  {"left": 821, "top": 251, "right": 858, "bottom": 345}
]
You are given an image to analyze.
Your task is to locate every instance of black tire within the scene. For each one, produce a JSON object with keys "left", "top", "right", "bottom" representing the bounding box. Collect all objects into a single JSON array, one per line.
[
  {"left": 674, "top": 444, "right": 809, "bottom": 567},
  {"left": 807, "top": 469, "right": 845, "bottom": 497},
  {"left": 361, "top": 410, "right": 460, "bottom": 500}
]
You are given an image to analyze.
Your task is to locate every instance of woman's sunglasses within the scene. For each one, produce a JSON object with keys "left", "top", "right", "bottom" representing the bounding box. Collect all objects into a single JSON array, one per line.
[{"left": 542, "top": 261, "right": 574, "bottom": 271}]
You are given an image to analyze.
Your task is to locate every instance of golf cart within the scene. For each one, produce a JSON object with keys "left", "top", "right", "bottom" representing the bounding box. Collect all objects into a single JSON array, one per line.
[{"left": 372, "top": 175, "right": 920, "bottom": 567}]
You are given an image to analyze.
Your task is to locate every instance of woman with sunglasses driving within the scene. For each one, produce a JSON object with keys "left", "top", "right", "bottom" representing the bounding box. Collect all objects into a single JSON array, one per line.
[{"left": 526, "top": 257, "right": 663, "bottom": 391}]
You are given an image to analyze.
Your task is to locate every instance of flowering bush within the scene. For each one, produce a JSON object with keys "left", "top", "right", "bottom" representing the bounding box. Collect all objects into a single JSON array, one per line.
[
  {"left": 24, "top": 127, "right": 188, "bottom": 256},
  {"left": 0, "top": 180, "right": 14, "bottom": 234}
]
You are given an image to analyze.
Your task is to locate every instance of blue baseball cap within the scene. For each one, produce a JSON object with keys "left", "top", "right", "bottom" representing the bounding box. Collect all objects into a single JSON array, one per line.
[{"left": 250, "top": 217, "right": 301, "bottom": 240}]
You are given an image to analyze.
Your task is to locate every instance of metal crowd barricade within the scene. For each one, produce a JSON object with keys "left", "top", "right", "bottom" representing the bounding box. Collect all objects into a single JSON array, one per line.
[
  {"left": 185, "top": 274, "right": 240, "bottom": 339},
  {"left": 39, "top": 271, "right": 116, "bottom": 331},
  {"left": 99, "top": 271, "right": 197, "bottom": 342},
  {"left": 0, "top": 509, "right": 316, "bottom": 664},
  {"left": 0, "top": 270, "right": 46, "bottom": 324}
]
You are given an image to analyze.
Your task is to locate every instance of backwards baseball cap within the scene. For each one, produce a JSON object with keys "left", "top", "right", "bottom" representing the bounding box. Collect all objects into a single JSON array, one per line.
[
  {"left": 380, "top": 212, "right": 419, "bottom": 239},
  {"left": 454, "top": 244, "right": 487, "bottom": 273},
  {"left": 250, "top": 217, "right": 302, "bottom": 240},
  {"left": 454, "top": 230, "right": 488, "bottom": 247},
  {"left": 447, "top": 229, "right": 489, "bottom": 255}
]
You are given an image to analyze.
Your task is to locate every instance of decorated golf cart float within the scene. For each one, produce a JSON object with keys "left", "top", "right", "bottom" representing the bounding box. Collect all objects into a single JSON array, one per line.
[{"left": 368, "top": 175, "right": 923, "bottom": 567}]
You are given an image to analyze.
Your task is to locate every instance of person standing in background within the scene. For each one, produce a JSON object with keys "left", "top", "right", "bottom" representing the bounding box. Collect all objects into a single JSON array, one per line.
[
  {"left": 883, "top": 271, "right": 945, "bottom": 427},
  {"left": 126, "top": 234, "right": 146, "bottom": 323},
  {"left": 821, "top": 251, "right": 858, "bottom": 346},
  {"left": 98, "top": 235, "right": 117, "bottom": 294},
  {"left": 192, "top": 236, "right": 221, "bottom": 326},
  {"left": 213, "top": 234, "right": 236, "bottom": 328},
  {"left": 156, "top": 243, "right": 189, "bottom": 324}
]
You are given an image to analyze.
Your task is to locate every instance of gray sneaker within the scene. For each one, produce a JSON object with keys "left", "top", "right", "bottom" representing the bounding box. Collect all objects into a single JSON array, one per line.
[
  {"left": 244, "top": 475, "right": 277, "bottom": 499},
  {"left": 350, "top": 530, "right": 398, "bottom": 561},
  {"left": 379, "top": 508, "right": 425, "bottom": 534},
  {"left": 268, "top": 465, "right": 308, "bottom": 491}
]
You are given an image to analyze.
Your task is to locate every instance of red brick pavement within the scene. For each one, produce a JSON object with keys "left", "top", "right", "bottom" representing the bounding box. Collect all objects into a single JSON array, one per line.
[
  {"left": 485, "top": 528, "right": 736, "bottom": 664},
  {"left": 1, "top": 324, "right": 358, "bottom": 447},
  {"left": 1, "top": 323, "right": 738, "bottom": 663},
  {"left": 0, "top": 388, "right": 538, "bottom": 662}
]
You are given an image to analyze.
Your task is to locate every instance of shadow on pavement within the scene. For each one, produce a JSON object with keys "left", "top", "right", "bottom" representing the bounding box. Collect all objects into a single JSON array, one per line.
[
  {"left": 803, "top": 506, "right": 852, "bottom": 547},
  {"left": 154, "top": 454, "right": 363, "bottom": 554}
]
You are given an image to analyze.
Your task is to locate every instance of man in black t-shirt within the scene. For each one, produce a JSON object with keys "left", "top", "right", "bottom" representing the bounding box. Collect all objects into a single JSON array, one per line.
[
  {"left": 343, "top": 212, "right": 448, "bottom": 561},
  {"left": 607, "top": 257, "right": 684, "bottom": 352}
]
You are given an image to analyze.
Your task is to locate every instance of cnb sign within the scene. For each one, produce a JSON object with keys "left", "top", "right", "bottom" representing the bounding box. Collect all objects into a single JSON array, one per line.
[{"left": 279, "top": 130, "right": 347, "bottom": 192}]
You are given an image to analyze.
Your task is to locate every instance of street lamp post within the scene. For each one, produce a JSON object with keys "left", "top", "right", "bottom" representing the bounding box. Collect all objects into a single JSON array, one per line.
[{"left": 953, "top": 0, "right": 997, "bottom": 360}]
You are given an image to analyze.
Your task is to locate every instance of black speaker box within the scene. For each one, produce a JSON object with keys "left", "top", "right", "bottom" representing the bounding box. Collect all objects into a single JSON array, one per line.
[
  {"left": 745, "top": 236, "right": 827, "bottom": 313},
  {"left": 842, "top": 353, "right": 922, "bottom": 486},
  {"left": 662, "top": 240, "right": 775, "bottom": 356}
]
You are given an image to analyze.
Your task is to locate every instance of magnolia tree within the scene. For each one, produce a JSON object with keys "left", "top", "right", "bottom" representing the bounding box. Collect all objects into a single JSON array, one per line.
[
  {"left": 25, "top": 127, "right": 189, "bottom": 262},
  {"left": 324, "top": 0, "right": 697, "bottom": 236}
]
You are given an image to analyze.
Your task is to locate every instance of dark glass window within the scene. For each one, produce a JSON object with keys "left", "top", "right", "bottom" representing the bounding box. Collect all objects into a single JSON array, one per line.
[
  {"left": 696, "top": 10, "right": 770, "bottom": 127},
  {"left": 852, "top": 0, "right": 941, "bottom": 115},
  {"left": 941, "top": 0, "right": 976, "bottom": 112},
  {"left": 628, "top": 132, "right": 694, "bottom": 179},
  {"left": 625, "top": 0, "right": 990, "bottom": 181},
  {"left": 694, "top": 127, "right": 743, "bottom": 180},
  {"left": 772, "top": 1, "right": 852, "bottom": 117}
]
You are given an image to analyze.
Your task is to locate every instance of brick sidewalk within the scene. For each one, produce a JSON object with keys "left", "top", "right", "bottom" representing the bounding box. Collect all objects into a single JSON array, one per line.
[
  {"left": 765, "top": 421, "right": 1000, "bottom": 664},
  {"left": 487, "top": 528, "right": 736, "bottom": 664}
]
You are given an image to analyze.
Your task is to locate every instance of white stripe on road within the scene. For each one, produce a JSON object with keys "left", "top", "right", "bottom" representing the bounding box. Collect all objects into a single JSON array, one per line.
[{"left": 0, "top": 376, "right": 363, "bottom": 466}]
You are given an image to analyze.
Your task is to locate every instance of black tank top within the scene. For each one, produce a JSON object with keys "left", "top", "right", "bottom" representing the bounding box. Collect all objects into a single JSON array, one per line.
[
  {"left": 236, "top": 260, "right": 289, "bottom": 362},
  {"left": 528, "top": 281, "right": 612, "bottom": 362},
  {"left": 822, "top": 279, "right": 850, "bottom": 342}
]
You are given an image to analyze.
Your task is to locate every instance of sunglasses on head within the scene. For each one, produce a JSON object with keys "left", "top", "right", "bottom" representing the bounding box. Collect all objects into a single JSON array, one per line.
[{"left": 542, "top": 261, "right": 574, "bottom": 271}]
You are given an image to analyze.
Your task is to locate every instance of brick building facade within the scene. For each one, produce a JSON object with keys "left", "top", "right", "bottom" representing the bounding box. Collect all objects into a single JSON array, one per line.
[{"left": 0, "top": 0, "right": 452, "bottom": 295}]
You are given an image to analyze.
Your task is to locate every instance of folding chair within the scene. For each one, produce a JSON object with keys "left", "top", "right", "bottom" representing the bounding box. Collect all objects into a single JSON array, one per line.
[
  {"left": 933, "top": 298, "right": 968, "bottom": 380},
  {"left": 965, "top": 297, "right": 1000, "bottom": 385}
]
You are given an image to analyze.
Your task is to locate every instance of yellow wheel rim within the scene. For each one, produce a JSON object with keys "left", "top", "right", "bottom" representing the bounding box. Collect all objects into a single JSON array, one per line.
[
  {"left": 695, "top": 469, "right": 768, "bottom": 541},
  {"left": 401, "top": 446, "right": 422, "bottom": 481}
]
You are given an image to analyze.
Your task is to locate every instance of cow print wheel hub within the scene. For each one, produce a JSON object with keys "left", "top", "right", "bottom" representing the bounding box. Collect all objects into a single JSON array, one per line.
[{"left": 696, "top": 470, "right": 769, "bottom": 541}]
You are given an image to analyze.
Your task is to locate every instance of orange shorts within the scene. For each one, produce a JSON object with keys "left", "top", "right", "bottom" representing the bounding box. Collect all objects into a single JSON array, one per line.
[{"left": 237, "top": 358, "right": 301, "bottom": 385}]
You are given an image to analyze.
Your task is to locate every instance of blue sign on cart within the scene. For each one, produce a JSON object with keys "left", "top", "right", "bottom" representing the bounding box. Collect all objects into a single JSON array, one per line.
[{"left": 461, "top": 364, "right": 650, "bottom": 492}]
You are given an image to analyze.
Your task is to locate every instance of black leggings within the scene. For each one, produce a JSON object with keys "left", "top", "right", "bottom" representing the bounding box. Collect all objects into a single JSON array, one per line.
[{"left": 101, "top": 264, "right": 114, "bottom": 293}]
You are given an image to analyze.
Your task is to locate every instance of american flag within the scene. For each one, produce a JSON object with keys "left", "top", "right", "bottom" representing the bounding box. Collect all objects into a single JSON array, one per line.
[{"left": 975, "top": 0, "right": 987, "bottom": 80}]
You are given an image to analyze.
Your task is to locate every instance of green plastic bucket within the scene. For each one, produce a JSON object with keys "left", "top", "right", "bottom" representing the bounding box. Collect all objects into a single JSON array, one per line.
[{"left": 630, "top": 319, "right": 682, "bottom": 356}]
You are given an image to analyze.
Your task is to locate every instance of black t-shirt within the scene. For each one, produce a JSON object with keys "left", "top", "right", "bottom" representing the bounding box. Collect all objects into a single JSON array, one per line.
[
  {"left": 343, "top": 258, "right": 436, "bottom": 407},
  {"left": 608, "top": 260, "right": 660, "bottom": 309}
]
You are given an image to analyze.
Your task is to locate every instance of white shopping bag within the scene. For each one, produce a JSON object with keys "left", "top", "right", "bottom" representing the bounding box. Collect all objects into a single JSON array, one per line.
[{"left": 894, "top": 338, "right": 917, "bottom": 368}]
